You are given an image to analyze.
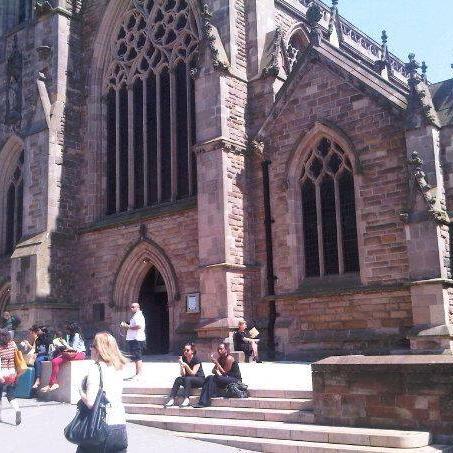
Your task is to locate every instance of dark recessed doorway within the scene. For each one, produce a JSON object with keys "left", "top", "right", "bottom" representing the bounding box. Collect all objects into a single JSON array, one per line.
[{"left": 139, "top": 267, "right": 169, "bottom": 354}]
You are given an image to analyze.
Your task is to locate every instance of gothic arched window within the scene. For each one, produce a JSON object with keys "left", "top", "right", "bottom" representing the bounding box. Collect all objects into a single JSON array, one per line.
[
  {"left": 5, "top": 150, "right": 24, "bottom": 255},
  {"left": 300, "top": 138, "right": 359, "bottom": 277},
  {"left": 104, "top": 0, "right": 200, "bottom": 215}
]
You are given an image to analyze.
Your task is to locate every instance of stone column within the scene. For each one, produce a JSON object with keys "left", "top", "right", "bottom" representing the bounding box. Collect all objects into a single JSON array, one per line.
[{"left": 404, "top": 124, "right": 453, "bottom": 352}]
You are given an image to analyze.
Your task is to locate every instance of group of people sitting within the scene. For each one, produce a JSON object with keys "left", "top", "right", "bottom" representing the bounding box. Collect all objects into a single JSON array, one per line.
[
  {"left": 163, "top": 320, "right": 260, "bottom": 408},
  {"left": 165, "top": 341, "right": 243, "bottom": 408},
  {"left": 19, "top": 322, "right": 87, "bottom": 392}
]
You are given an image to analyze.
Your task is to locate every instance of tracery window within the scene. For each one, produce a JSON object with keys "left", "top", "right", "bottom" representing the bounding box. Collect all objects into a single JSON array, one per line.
[
  {"left": 5, "top": 150, "right": 24, "bottom": 255},
  {"left": 300, "top": 138, "right": 359, "bottom": 277},
  {"left": 105, "top": 0, "right": 200, "bottom": 215}
]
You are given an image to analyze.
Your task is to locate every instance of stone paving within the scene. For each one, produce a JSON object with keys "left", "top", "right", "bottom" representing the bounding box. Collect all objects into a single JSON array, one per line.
[{"left": 0, "top": 398, "right": 251, "bottom": 453}]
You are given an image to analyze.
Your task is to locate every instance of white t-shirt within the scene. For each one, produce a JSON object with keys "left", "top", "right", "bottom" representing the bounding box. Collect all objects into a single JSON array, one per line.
[
  {"left": 85, "top": 362, "right": 126, "bottom": 425},
  {"left": 126, "top": 310, "right": 146, "bottom": 341}
]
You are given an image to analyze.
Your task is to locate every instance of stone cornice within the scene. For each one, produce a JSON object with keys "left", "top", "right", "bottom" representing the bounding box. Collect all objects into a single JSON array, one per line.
[
  {"left": 194, "top": 137, "right": 247, "bottom": 156},
  {"left": 199, "top": 262, "right": 261, "bottom": 272}
]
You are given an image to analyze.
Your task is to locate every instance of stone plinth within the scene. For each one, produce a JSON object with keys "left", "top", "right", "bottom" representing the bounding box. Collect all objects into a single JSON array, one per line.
[
  {"left": 39, "top": 359, "right": 94, "bottom": 404},
  {"left": 312, "top": 355, "right": 453, "bottom": 435}
]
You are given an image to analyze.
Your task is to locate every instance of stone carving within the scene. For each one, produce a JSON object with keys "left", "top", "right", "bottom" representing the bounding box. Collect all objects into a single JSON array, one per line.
[
  {"left": 402, "top": 151, "right": 448, "bottom": 224},
  {"left": 200, "top": 4, "right": 229, "bottom": 71},
  {"left": 262, "top": 27, "right": 283, "bottom": 77},
  {"left": 106, "top": 0, "right": 202, "bottom": 89},
  {"left": 248, "top": 140, "right": 264, "bottom": 157},
  {"left": 374, "top": 30, "right": 392, "bottom": 77},
  {"left": 327, "top": 0, "right": 339, "bottom": 38},
  {"left": 35, "top": 0, "right": 53, "bottom": 16},
  {"left": 405, "top": 53, "right": 439, "bottom": 129},
  {"left": 5, "top": 37, "right": 23, "bottom": 126},
  {"left": 306, "top": 3, "right": 323, "bottom": 46}
]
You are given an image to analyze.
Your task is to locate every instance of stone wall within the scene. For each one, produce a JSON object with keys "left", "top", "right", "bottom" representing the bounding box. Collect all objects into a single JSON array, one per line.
[{"left": 312, "top": 355, "right": 453, "bottom": 436}]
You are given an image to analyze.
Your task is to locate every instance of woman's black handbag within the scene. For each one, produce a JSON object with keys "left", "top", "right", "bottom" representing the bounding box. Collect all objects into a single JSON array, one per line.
[{"left": 64, "top": 363, "right": 109, "bottom": 447}]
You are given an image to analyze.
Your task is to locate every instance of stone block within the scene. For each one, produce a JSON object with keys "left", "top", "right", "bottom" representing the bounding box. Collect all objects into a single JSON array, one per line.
[{"left": 39, "top": 359, "right": 94, "bottom": 404}]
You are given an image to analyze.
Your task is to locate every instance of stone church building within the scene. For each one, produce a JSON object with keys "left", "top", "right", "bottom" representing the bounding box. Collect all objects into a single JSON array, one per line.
[{"left": 0, "top": 0, "right": 452, "bottom": 358}]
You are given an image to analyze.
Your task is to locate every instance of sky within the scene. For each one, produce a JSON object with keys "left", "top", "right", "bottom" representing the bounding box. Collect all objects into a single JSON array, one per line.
[{"left": 336, "top": 0, "right": 453, "bottom": 83}]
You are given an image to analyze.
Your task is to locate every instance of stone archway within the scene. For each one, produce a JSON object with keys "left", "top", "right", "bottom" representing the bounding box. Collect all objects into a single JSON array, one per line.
[{"left": 112, "top": 239, "right": 178, "bottom": 352}]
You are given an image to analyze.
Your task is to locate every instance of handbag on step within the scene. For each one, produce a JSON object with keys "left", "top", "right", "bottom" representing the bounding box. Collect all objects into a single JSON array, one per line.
[{"left": 64, "top": 363, "right": 109, "bottom": 447}]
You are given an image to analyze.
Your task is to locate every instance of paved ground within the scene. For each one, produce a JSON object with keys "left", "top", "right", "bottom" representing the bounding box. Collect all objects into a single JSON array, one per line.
[{"left": 0, "top": 399, "right": 251, "bottom": 453}]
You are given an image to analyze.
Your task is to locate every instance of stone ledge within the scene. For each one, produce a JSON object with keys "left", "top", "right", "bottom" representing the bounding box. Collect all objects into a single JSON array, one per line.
[{"left": 79, "top": 197, "right": 197, "bottom": 234}]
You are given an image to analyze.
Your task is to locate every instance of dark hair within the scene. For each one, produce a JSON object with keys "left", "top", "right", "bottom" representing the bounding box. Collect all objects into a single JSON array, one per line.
[
  {"left": 217, "top": 342, "right": 230, "bottom": 354},
  {"left": 30, "top": 325, "right": 41, "bottom": 333},
  {"left": 183, "top": 342, "right": 197, "bottom": 356},
  {"left": 67, "top": 322, "right": 82, "bottom": 341},
  {"left": 0, "top": 329, "right": 11, "bottom": 347}
]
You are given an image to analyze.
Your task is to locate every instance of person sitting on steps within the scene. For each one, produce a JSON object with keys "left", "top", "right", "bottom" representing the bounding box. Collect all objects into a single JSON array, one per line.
[
  {"left": 233, "top": 319, "right": 261, "bottom": 363},
  {"left": 194, "top": 342, "right": 241, "bottom": 408},
  {"left": 40, "top": 322, "right": 86, "bottom": 393},
  {"left": 165, "top": 343, "right": 205, "bottom": 408}
]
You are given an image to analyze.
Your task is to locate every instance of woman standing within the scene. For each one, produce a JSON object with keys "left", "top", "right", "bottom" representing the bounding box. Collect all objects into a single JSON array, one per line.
[
  {"left": 76, "top": 332, "right": 128, "bottom": 453},
  {"left": 41, "top": 322, "right": 86, "bottom": 392},
  {"left": 0, "top": 328, "right": 21, "bottom": 425},
  {"left": 165, "top": 343, "right": 204, "bottom": 408}
]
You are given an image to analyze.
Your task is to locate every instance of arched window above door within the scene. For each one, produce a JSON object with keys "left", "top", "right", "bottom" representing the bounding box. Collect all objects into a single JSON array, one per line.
[{"left": 104, "top": 0, "right": 201, "bottom": 215}]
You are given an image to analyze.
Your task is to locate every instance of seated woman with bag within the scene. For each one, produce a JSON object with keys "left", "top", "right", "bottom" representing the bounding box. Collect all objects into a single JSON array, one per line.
[
  {"left": 165, "top": 343, "right": 204, "bottom": 408},
  {"left": 41, "top": 322, "right": 86, "bottom": 392},
  {"left": 194, "top": 342, "right": 241, "bottom": 408},
  {"left": 66, "top": 332, "right": 128, "bottom": 453},
  {"left": 0, "top": 328, "right": 22, "bottom": 425}
]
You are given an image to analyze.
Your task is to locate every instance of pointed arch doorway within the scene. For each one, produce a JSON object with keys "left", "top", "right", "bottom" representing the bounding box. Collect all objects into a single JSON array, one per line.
[{"left": 139, "top": 267, "right": 169, "bottom": 354}]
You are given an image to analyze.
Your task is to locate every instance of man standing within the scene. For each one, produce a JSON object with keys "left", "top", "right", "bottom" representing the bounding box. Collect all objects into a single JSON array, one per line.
[{"left": 121, "top": 302, "right": 146, "bottom": 380}]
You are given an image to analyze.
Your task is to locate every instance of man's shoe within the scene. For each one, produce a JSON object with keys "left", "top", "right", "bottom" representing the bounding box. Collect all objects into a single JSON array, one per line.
[
  {"left": 40, "top": 385, "right": 50, "bottom": 393},
  {"left": 15, "top": 411, "right": 21, "bottom": 426}
]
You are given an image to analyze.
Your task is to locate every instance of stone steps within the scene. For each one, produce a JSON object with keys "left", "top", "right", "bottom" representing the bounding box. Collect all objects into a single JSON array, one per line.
[
  {"left": 124, "top": 402, "right": 315, "bottom": 423},
  {"left": 125, "top": 413, "right": 432, "bottom": 449},
  {"left": 174, "top": 432, "right": 453, "bottom": 453},
  {"left": 123, "top": 386, "right": 450, "bottom": 452},
  {"left": 122, "top": 393, "right": 313, "bottom": 410},
  {"left": 123, "top": 386, "right": 312, "bottom": 399}
]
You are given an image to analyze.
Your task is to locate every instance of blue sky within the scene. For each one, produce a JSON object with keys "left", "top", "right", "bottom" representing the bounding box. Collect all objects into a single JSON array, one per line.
[{"left": 337, "top": 0, "right": 453, "bottom": 83}]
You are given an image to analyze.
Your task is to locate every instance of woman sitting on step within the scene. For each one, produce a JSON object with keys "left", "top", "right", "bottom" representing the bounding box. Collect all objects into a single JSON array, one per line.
[
  {"left": 40, "top": 322, "right": 86, "bottom": 393},
  {"left": 194, "top": 342, "right": 241, "bottom": 408},
  {"left": 165, "top": 343, "right": 205, "bottom": 408}
]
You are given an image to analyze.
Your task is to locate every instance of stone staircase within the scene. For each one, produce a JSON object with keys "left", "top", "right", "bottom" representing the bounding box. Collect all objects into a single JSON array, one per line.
[{"left": 123, "top": 386, "right": 453, "bottom": 452}]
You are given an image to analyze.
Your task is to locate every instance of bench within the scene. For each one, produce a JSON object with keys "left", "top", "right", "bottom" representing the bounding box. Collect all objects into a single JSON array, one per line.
[{"left": 38, "top": 359, "right": 94, "bottom": 404}]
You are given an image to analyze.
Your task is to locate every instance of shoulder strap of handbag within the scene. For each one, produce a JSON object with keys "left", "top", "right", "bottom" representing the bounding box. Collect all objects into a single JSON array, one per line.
[{"left": 96, "top": 362, "right": 104, "bottom": 390}]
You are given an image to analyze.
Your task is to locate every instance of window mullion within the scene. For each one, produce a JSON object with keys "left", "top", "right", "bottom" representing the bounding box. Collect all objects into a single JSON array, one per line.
[
  {"left": 334, "top": 176, "right": 344, "bottom": 274},
  {"left": 127, "top": 86, "right": 135, "bottom": 210},
  {"left": 170, "top": 70, "right": 177, "bottom": 201},
  {"left": 315, "top": 182, "right": 325, "bottom": 277},
  {"left": 156, "top": 74, "right": 162, "bottom": 203},
  {"left": 115, "top": 89, "right": 121, "bottom": 213},
  {"left": 143, "top": 79, "right": 149, "bottom": 206},
  {"left": 186, "top": 63, "right": 193, "bottom": 196}
]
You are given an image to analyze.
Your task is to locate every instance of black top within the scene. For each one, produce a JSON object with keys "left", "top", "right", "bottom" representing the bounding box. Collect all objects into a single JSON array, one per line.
[
  {"left": 233, "top": 330, "right": 250, "bottom": 352},
  {"left": 226, "top": 359, "right": 241, "bottom": 381},
  {"left": 35, "top": 334, "right": 51, "bottom": 355},
  {"left": 183, "top": 355, "right": 205, "bottom": 378}
]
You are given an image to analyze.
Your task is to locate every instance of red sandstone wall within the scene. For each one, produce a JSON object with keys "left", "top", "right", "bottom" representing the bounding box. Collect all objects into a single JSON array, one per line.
[{"left": 251, "top": 58, "right": 412, "bottom": 357}]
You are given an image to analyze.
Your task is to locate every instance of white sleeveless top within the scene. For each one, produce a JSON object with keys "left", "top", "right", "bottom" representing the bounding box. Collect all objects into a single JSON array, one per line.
[{"left": 85, "top": 361, "right": 126, "bottom": 425}]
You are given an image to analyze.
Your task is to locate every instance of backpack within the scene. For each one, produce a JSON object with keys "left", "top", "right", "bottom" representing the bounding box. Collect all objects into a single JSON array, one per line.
[{"left": 224, "top": 381, "right": 249, "bottom": 399}]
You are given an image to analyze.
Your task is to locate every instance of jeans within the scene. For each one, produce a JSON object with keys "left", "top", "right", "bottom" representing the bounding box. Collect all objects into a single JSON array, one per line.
[
  {"left": 198, "top": 375, "right": 239, "bottom": 407},
  {"left": 75, "top": 424, "right": 128, "bottom": 453},
  {"left": 169, "top": 376, "right": 204, "bottom": 398},
  {"left": 34, "top": 353, "right": 49, "bottom": 379}
]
